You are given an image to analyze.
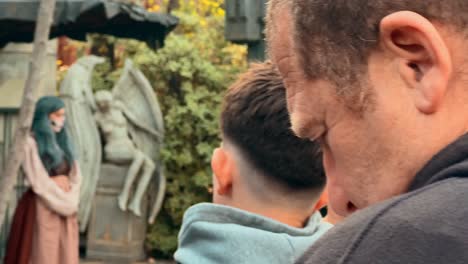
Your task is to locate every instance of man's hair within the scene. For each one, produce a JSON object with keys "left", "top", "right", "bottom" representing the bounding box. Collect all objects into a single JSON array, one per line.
[
  {"left": 221, "top": 61, "right": 325, "bottom": 190},
  {"left": 267, "top": 0, "right": 468, "bottom": 92}
]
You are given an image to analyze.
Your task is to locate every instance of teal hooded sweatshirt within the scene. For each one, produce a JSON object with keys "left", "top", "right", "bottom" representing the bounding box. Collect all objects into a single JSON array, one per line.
[{"left": 174, "top": 203, "right": 332, "bottom": 264}]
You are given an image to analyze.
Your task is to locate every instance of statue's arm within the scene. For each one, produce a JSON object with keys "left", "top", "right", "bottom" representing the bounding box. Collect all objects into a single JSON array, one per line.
[{"left": 117, "top": 102, "right": 163, "bottom": 140}]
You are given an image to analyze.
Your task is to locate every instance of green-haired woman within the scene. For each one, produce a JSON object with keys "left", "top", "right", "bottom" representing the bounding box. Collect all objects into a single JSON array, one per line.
[{"left": 5, "top": 96, "right": 81, "bottom": 264}]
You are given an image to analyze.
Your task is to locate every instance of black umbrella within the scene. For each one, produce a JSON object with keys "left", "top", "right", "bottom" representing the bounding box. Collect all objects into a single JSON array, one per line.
[{"left": 0, "top": 0, "right": 179, "bottom": 49}]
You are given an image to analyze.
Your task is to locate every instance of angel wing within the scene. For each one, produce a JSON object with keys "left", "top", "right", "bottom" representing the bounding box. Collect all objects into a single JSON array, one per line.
[
  {"left": 113, "top": 59, "right": 164, "bottom": 158},
  {"left": 112, "top": 59, "right": 166, "bottom": 223},
  {"left": 59, "top": 55, "right": 105, "bottom": 232}
]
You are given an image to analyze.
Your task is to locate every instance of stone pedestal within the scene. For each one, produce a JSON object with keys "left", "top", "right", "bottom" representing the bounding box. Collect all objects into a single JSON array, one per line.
[{"left": 86, "top": 164, "right": 148, "bottom": 263}]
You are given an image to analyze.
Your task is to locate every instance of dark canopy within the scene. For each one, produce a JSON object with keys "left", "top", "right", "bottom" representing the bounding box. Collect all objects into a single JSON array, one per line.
[{"left": 0, "top": 0, "right": 179, "bottom": 49}]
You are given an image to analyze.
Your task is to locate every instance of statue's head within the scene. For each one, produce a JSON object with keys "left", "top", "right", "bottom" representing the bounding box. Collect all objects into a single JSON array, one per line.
[{"left": 95, "top": 90, "right": 113, "bottom": 112}]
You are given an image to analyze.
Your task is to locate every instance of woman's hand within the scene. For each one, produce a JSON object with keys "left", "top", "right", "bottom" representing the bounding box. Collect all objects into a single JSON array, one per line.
[{"left": 52, "top": 175, "right": 71, "bottom": 192}]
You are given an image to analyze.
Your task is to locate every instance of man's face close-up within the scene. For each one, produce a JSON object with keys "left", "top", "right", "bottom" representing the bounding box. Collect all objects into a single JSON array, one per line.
[{"left": 268, "top": 8, "right": 423, "bottom": 217}]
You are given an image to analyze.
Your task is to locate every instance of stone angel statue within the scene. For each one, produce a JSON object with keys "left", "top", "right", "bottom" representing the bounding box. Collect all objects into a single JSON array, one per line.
[
  {"left": 59, "top": 55, "right": 105, "bottom": 232},
  {"left": 61, "top": 57, "right": 166, "bottom": 225},
  {"left": 95, "top": 59, "right": 166, "bottom": 224}
]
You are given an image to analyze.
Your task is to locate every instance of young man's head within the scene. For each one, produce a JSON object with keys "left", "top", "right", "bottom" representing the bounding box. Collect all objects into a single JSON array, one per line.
[
  {"left": 211, "top": 61, "right": 325, "bottom": 227},
  {"left": 267, "top": 1, "right": 468, "bottom": 216}
]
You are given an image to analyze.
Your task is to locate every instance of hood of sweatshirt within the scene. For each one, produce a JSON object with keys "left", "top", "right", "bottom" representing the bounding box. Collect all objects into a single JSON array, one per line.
[{"left": 174, "top": 203, "right": 332, "bottom": 264}]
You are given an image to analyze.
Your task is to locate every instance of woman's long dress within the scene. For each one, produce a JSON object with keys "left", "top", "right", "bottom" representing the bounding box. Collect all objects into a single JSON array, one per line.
[{"left": 4, "top": 136, "right": 81, "bottom": 264}]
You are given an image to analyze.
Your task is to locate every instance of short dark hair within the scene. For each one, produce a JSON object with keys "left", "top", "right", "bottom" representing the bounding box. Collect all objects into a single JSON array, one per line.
[
  {"left": 221, "top": 61, "right": 325, "bottom": 190},
  {"left": 268, "top": 0, "right": 468, "bottom": 96}
]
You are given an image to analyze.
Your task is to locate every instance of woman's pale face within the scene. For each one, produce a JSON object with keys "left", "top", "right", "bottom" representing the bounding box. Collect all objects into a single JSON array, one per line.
[{"left": 48, "top": 108, "right": 66, "bottom": 133}]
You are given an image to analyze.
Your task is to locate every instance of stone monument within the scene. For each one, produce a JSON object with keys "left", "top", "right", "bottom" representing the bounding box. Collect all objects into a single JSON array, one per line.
[{"left": 60, "top": 57, "right": 166, "bottom": 262}]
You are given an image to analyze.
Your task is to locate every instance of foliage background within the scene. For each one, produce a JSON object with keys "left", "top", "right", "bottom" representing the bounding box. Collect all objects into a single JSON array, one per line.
[{"left": 58, "top": 0, "right": 247, "bottom": 258}]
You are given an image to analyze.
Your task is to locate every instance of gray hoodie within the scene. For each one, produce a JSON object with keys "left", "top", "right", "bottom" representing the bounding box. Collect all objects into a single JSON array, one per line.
[{"left": 174, "top": 203, "right": 332, "bottom": 264}]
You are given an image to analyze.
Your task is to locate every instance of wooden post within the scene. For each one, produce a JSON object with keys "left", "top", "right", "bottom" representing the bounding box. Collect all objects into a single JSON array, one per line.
[{"left": 0, "top": 0, "right": 57, "bottom": 230}]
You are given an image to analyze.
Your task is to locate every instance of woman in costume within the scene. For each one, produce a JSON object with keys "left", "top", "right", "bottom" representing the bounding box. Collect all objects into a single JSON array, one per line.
[{"left": 4, "top": 96, "right": 81, "bottom": 264}]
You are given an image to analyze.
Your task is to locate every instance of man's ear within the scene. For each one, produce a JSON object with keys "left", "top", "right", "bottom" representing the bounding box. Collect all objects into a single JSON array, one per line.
[
  {"left": 380, "top": 11, "right": 452, "bottom": 114},
  {"left": 211, "top": 148, "right": 234, "bottom": 196}
]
